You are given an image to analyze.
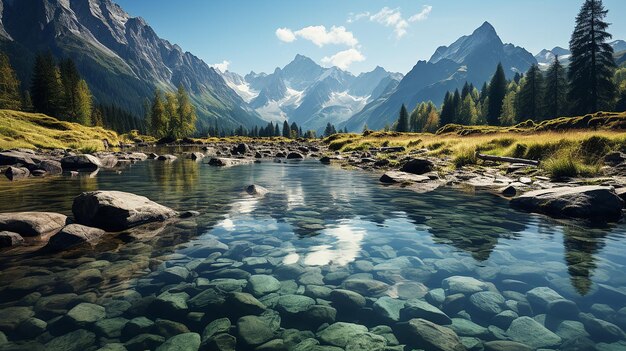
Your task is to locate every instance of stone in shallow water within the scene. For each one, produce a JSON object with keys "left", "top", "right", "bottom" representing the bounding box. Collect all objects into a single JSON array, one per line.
[
  {"left": 154, "top": 291, "right": 189, "bottom": 312},
  {"left": 342, "top": 279, "right": 389, "bottom": 296},
  {"left": 345, "top": 332, "right": 387, "bottom": 351},
  {"left": 556, "top": 320, "right": 590, "bottom": 341},
  {"left": 227, "top": 292, "right": 266, "bottom": 315},
  {"left": 400, "top": 299, "right": 451, "bottom": 325},
  {"left": 237, "top": 312, "right": 280, "bottom": 346},
  {"left": 46, "top": 329, "right": 96, "bottom": 351},
  {"left": 442, "top": 276, "right": 489, "bottom": 294},
  {"left": 47, "top": 224, "right": 106, "bottom": 251},
  {"left": 546, "top": 299, "right": 579, "bottom": 320},
  {"left": 160, "top": 266, "right": 191, "bottom": 284},
  {"left": 395, "top": 318, "right": 465, "bottom": 351},
  {"left": 66, "top": 303, "right": 106, "bottom": 326},
  {"left": 0, "top": 231, "right": 24, "bottom": 247},
  {"left": 275, "top": 294, "right": 316, "bottom": 316},
  {"left": 248, "top": 274, "right": 281, "bottom": 296},
  {"left": 373, "top": 296, "right": 405, "bottom": 322},
  {"left": 302, "top": 305, "right": 337, "bottom": 326},
  {"left": 483, "top": 340, "right": 532, "bottom": 351},
  {"left": 16, "top": 317, "right": 47, "bottom": 338},
  {"left": 579, "top": 312, "right": 626, "bottom": 342},
  {"left": 0, "top": 306, "right": 34, "bottom": 332},
  {"left": 155, "top": 332, "right": 201, "bottom": 351},
  {"left": 526, "top": 286, "right": 564, "bottom": 312},
  {"left": 94, "top": 317, "right": 128, "bottom": 338},
  {"left": 468, "top": 291, "right": 505, "bottom": 316},
  {"left": 506, "top": 316, "right": 562, "bottom": 349},
  {"left": 154, "top": 318, "right": 190, "bottom": 339},
  {"left": 125, "top": 333, "right": 166, "bottom": 351},
  {"left": 449, "top": 318, "right": 489, "bottom": 338},
  {"left": 202, "top": 333, "right": 236, "bottom": 351},
  {"left": 202, "top": 318, "right": 231, "bottom": 341},
  {"left": 329, "top": 289, "right": 366, "bottom": 310},
  {"left": 316, "top": 322, "right": 368, "bottom": 348},
  {"left": 188, "top": 288, "right": 226, "bottom": 310},
  {"left": 492, "top": 310, "right": 518, "bottom": 330}
]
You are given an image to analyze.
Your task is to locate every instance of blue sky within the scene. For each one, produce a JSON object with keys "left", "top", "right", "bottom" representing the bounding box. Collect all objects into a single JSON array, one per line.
[{"left": 115, "top": 0, "right": 626, "bottom": 75}]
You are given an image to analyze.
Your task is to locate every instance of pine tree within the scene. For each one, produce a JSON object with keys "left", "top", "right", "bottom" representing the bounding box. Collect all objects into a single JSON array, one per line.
[
  {"left": 175, "top": 85, "right": 196, "bottom": 138},
  {"left": 274, "top": 123, "right": 280, "bottom": 136},
  {"left": 487, "top": 63, "right": 507, "bottom": 125},
  {"left": 75, "top": 80, "right": 92, "bottom": 125},
  {"left": 544, "top": 56, "right": 568, "bottom": 119},
  {"left": 91, "top": 106, "right": 104, "bottom": 127},
  {"left": 568, "top": 0, "right": 616, "bottom": 114},
  {"left": 500, "top": 82, "right": 519, "bottom": 126},
  {"left": 0, "top": 52, "right": 22, "bottom": 110},
  {"left": 290, "top": 122, "right": 299, "bottom": 138},
  {"left": 395, "top": 104, "right": 410, "bottom": 132},
  {"left": 451, "top": 89, "right": 461, "bottom": 123},
  {"left": 440, "top": 92, "right": 454, "bottom": 127},
  {"left": 282, "top": 120, "right": 290, "bottom": 138},
  {"left": 150, "top": 89, "right": 167, "bottom": 138},
  {"left": 458, "top": 95, "right": 478, "bottom": 125},
  {"left": 424, "top": 110, "right": 440, "bottom": 133},
  {"left": 461, "top": 82, "right": 471, "bottom": 100},
  {"left": 517, "top": 64, "right": 545, "bottom": 120},
  {"left": 22, "top": 91, "right": 34, "bottom": 112},
  {"left": 324, "top": 123, "right": 337, "bottom": 137},
  {"left": 30, "top": 53, "right": 64, "bottom": 117},
  {"left": 362, "top": 123, "right": 369, "bottom": 133},
  {"left": 479, "top": 82, "right": 489, "bottom": 104},
  {"left": 59, "top": 58, "right": 80, "bottom": 121}
]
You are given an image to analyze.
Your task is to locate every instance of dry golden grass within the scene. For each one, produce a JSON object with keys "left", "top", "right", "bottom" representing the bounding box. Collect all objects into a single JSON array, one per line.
[{"left": 0, "top": 109, "right": 123, "bottom": 151}]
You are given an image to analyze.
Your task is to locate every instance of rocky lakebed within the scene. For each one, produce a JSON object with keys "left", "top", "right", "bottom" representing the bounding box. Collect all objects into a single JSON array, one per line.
[{"left": 0, "top": 141, "right": 625, "bottom": 351}]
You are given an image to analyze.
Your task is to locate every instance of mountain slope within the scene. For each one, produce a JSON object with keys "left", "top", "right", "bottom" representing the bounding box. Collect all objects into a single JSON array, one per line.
[
  {"left": 220, "top": 55, "right": 403, "bottom": 133},
  {"left": 0, "top": 0, "right": 264, "bottom": 132},
  {"left": 343, "top": 22, "right": 536, "bottom": 132}
]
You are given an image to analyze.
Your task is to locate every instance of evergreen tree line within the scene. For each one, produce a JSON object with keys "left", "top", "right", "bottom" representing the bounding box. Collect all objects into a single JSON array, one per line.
[
  {"left": 0, "top": 50, "right": 146, "bottom": 133},
  {"left": 394, "top": 0, "right": 624, "bottom": 132},
  {"left": 200, "top": 120, "right": 342, "bottom": 139},
  {"left": 147, "top": 86, "right": 197, "bottom": 139}
]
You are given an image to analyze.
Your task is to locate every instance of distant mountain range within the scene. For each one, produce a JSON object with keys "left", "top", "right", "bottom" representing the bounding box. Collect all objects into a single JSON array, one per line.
[
  {"left": 535, "top": 40, "right": 626, "bottom": 69},
  {"left": 218, "top": 55, "right": 403, "bottom": 133},
  {"left": 0, "top": 0, "right": 265, "bottom": 131},
  {"left": 341, "top": 22, "right": 536, "bottom": 131}
]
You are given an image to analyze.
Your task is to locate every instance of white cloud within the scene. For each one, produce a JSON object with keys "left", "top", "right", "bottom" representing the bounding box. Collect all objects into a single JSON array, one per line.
[
  {"left": 275, "top": 25, "right": 358, "bottom": 47},
  {"left": 349, "top": 5, "right": 432, "bottom": 39},
  {"left": 409, "top": 5, "right": 433, "bottom": 22},
  {"left": 210, "top": 60, "right": 230, "bottom": 72},
  {"left": 321, "top": 48, "right": 365, "bottom": 70},
  {"left": 276, "top": 27, "right": 296, "bottom": 43},
  {"left": 370, "top": 7, "right": 409, "bottom": 39},
  {"left": 347, "top": 11, "right": 370, "bottom": 23}
]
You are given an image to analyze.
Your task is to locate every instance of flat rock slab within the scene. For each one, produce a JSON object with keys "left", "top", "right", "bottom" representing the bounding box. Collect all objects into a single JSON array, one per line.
[
  {"left": 510, "top": 185, "right": 624, "bottom": 221},
  {"left": 380, "top": 171, "right": 430, "bottom": 184},
  {"left": 72, "top": 190, "right": 178, "bottom": 231},
  {"left": 208, "top": 158, "right": 254, "bottom": 167},
  {"left": 61, "top": 154, "right": 103, "bottom": 171},
  {"left": 0, "top": 212, "right": 67, "bottom": 237}
]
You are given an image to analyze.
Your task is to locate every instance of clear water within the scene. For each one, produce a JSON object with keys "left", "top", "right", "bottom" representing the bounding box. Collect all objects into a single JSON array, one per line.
[{"left": 0, "top": 158, "right": 625, "bottom": 350}]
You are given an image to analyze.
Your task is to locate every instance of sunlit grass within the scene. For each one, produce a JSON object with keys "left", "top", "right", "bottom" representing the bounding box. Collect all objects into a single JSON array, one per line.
[{"left": 0, "top": 109, "right": 123, "bottom": 151}]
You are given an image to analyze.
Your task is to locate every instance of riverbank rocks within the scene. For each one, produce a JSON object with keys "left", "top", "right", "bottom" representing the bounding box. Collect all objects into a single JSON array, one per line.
[
  {"left": 380, "top": 171, "right": 430, "bottom": 184},
  {"left": 156, "top": 332, "right": 201, "bottom": 351},
  {"left": 287, "top": 152, "right": 304, "bottom": 159},
  {"left": 400, "top": 158, "right": 435, "bottom": 175},
  {"left": 72, "top": 191, "right": 178, "bottom": 231},
  {"left": 4, "top": 166, "right": 30, "bottom": 180},
  {"left": 396, "top": 318, "right": 466, "bottom": 351},
  {"left": 46, "top": 224, "right": 106, "bottom": 251},
  {"left": 208, "top": 158, "right": 254, "bottom": 167},
  {"left": 61, "top": 154, "right": 103, "bottom": 171},
  {"left": 0, "top": 212, "right": 67, "bottom": 237},
  {"left": 317, "top": 322, "right": 368, "bottom": 348},
  {"left": 511, "top": 185, "right": 624, "bottom": 221}
]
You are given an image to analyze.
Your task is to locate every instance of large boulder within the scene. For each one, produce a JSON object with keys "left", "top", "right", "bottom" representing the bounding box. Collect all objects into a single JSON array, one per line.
[
  {"left": 400, "top": 158, "right": 434, "bottom": 175},
  {"left": 61, "top": 154, "right": 103, "bottom": 171},
  {"left": 0, "top": 150, "right": 37, "bottom": 168},
  {"left": 72, "top": 191, "right": 178, "bottom": 231},
  {"left": 46, "top": 224, "right": 106, "bottom": 251},
  {"left": 0, "top": 212, "right": 67, "bottom": 237},
  {"left": 510, "top": 186, "right": 624, "bottom": 221}
]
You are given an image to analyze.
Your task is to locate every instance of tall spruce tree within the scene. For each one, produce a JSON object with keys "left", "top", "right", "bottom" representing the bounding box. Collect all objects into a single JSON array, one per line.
[
  {"left": 517, "top": 64, "right": 545, "bottom": 120},
  {"left": 439, "top": 92, "right": 454, "bottom": 127},
  {"left": 544, "top": 56, "right": 568, "bottom": 119},
  {"left": 452, "top": 89, "right": 461, "bottom": 123},
  {"left": 282, "top": 120, "right": 290, "bottom": 138},
  {"left": 175, "top": 85, "right": 196, "bottom": 138},
  {"left": 30, "top": 53, "right": 64, "bottom": 117},
  {"left": 395, "top": 104, "right": 410, "bottom": 132},
  {"left": 487, "top": 63, "right": 507, "bottom": 125},
  {"left": 0, "top": 52, "right": 22, "bottom": 110},
  {"left": 150, "top": 89, "right": 167, "bottom": 138},
  {"left": 568, "top": 0, "right": 616, "bottom": 114}
]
